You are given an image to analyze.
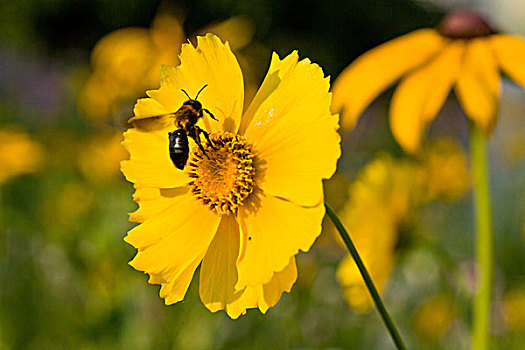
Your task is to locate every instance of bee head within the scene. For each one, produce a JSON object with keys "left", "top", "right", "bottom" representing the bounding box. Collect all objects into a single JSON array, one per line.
[{"left": 183, "top": 99, "right": 202, "bottom": 111}]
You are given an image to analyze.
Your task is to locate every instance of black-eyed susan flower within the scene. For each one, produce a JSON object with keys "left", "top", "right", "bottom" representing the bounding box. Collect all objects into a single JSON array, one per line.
[
  {"left": 332, "top": 11, "right": 525, "bottom": 153},
  {"left": 121, "top": 34, "right": 340, "bottom": 318},
  {"left": 0, "top": 128, "right": 44, "bottom": 184}
]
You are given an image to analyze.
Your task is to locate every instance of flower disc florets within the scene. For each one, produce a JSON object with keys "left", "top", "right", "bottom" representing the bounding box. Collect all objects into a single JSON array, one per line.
[{"left": 187, "top": 132, "right": 255, "bottom": 215}]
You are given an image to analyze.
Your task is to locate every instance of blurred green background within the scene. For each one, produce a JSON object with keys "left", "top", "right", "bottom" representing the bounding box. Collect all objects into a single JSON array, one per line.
[{"left": 1, "top": 0, "right": 525, "bottom": 349}]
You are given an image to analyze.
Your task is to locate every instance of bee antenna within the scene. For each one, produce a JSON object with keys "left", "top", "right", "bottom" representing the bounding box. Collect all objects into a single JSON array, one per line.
[
  {"left": 194, "top": 84, "right": 208, "bottom": 100},
  {"left": 181, "top": 89, "right": 192, "bottom": 100}
]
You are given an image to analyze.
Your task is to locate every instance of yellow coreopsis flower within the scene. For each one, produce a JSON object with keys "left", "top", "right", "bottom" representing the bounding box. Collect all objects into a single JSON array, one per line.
[
  {"left": 0, "top": 128, "right": 44, "bottom": 184},
  {"left": 332, "top": 11, "right": 525, "bottom": 153},
  {"left": 120, "top": 34, "right": 340, "bottom": 318}
]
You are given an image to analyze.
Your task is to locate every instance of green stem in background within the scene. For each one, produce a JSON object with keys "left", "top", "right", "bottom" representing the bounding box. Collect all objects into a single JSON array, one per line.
[
  {"left": 325, "top": 204, "right": 407, "bottom": 350},
  {"left": 0, "top": 188, "right": 3, "bottom": 230},
  {"left": 470, "top": 124, "right": 494, "bottom": 350}
]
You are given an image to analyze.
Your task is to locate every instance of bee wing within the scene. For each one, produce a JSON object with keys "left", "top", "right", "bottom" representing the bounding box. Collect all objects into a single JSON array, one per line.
[
  {"left": 128, "top": 113, "right": 175, "bottom": 132},
  {"left": 174, "top": 106, "right": 196, "bottom": 121}
]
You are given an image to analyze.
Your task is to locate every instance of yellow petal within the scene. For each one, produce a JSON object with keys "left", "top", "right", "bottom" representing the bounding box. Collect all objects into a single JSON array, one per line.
[
  {"left": 120, "top": 127, "right": 190, "bottom": 188},
  {"left": 455, "top": 38, "right": 501, "bottom": 135},
  {"left": 332, "top": 29, "right": 446, "bottom": 129},
  {"left": 251, "top": 112, "right": 339, "bottom": 207},
  {"left": 199, "top": 214, "right": 297, "bottom": 319},
  {"left": 126, "top": 189, "right": 221, "bottom": 286},
  {"left": 236, "top": 191, "right": 324, "bottom": 289},
  {"left": 225, "top": 257, "right": 297, "bottom": 319},
  {"left": 390, "top": 41, "right": 464, "bottom": 153},
  {"left": 129, "top": 34, "right": 244, "bottom": 134},
  {"left": 131, "top": 97, "right": 172, "bottom": 120},
  {"left": 258, "top": 256, "right": 297, "bottom": 312},
  {"left": 146, "top": 65, "right": 191, "bottom": 113},
  {"left": 239, "top": 51, "right": 299, "bottom": 134},
  {"left": 128, "top": 65, "right": 189, "bottom": 129},
  {"left": 174, "top": 34, "right": 245, "bottom": 134},
  {"left": 160, "top": 251, "right": 205, "bottom": 305},
  {"left": 490, "top": 34, "right": 525, "bottom": 88},
  {"left": 199, "top": 215, "right": 241, "bottom": 313},
  {"left": 129, "top": 186, "right": 188, "bottom": 223},
  {"left": 243, "top": 53, "right": 340, "bottom": 206}
]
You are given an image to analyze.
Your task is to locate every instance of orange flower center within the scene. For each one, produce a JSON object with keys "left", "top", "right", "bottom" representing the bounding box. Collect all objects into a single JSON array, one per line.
[{"left": 187, "top": 132, "right": 255, "bottom": 215}]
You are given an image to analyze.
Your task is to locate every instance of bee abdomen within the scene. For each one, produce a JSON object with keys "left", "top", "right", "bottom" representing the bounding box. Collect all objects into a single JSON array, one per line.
[{"left": 168, "top": 129, "right": 190, "bottom": 170}]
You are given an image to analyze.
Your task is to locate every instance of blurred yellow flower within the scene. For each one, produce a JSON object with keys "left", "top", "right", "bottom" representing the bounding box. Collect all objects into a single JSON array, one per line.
[
  {"left": 79, "top": 12, "right": 255, "bottom": 122},
  {"left": 56, "top": 181, "right": 95, "bottom": 226},
  {"left": 79, "top": 13, "right": 183, "bottom": 121},
  {"left": 422, "top": 139, "right": 469, "bottom": 202},
  {"left": 336, "top": 216, "right": 396, "bottom": 313},
  {"left": 332, "top": 11, "right": 525, "bottom": 153},
  {"left": 413, "top": 294, "right": 456, "bottom": 340},
  {"left": 336, "top": 140, "right": 468, "bottom": 312},
  {"left": 336, "top": 155, "right": 422, "bottom": 312},
  {"left": 121, "top": 34, "right": 340, "bottom": 318},
  {"left": 0, "top": 128, "right": 44, "bottom": 184},
  {"left": 504, "top": 286, "right": 525, "bottom": 332},
  {"left": 38, "top": 180, "right": 95, "bottom": 238},
  {"left": 78, "top": 130, "right": 128, "bottom": 183}
]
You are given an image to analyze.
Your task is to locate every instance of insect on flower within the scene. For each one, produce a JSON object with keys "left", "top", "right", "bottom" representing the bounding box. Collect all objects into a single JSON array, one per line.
[
  {"left": 168, "top": 85, "right": 218, "bottom": 170},
  {"left": 121, "top": 34, "right": 341, "bottom": 319}
]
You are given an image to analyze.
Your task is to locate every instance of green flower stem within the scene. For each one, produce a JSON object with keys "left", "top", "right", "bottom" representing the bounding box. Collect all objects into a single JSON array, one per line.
[
  {"left": 470, "top": 124, "right": 494, "bottom": 350},
  {"left": 325, "top": 203, "right": 407, "bottom": 350},
  {"left": 0, "top": 188, "right": 3, "bottom": 229}
]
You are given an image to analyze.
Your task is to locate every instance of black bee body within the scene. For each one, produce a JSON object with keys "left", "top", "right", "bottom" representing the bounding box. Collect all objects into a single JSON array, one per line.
[
  {"left": 175, "top": 100, "right": 203, "bottom": 130},
  {"left": 168, "top": 129, "right": 189, "bottom": 170},
  {"left": 168, "top": 85, "right": 217, "bottom": 170}
]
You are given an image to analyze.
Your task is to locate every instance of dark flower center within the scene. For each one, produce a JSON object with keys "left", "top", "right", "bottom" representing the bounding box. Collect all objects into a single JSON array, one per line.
[{"left": 438, "top": 11, "right": 495, "bottom": 39}]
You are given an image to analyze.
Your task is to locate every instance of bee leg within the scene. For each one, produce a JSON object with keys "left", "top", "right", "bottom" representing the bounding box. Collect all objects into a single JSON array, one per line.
[
  {"left": 203, "top": 109, "right": 218, "bottom": 121},
  {"left": 196, "top": 140, "right": 210, "bottom": 159},
  {"left": 192, "top": 127, "right": 211, "bottom": 159},
  {"left": 197, "top": 126, "right": 217, "bottom": 150}
]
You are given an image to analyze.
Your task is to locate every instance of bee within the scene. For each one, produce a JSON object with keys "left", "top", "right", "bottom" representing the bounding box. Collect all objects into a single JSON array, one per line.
[{"left": 168, "top": 84, "right": 217, "bottom": 170}]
